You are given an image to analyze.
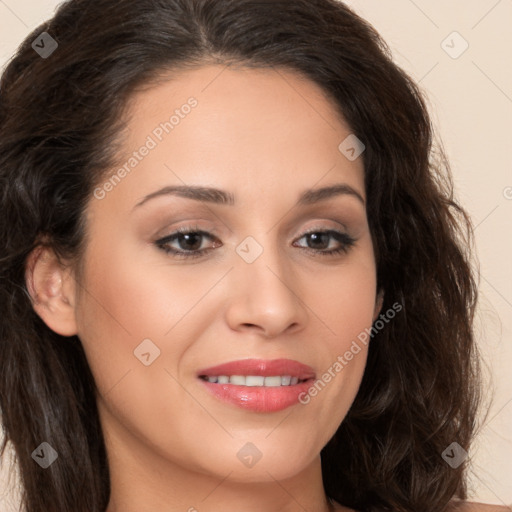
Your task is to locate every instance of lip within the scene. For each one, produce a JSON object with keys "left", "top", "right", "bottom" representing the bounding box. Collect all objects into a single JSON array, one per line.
[
  {"left": 196, "top": 358, "right": 316, "bottom": 413},
  {"left": 196, "top": 358, "right": 316, "bottom": 380}
]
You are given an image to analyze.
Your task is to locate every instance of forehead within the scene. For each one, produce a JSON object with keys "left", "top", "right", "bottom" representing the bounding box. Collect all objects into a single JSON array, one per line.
[
  {"left": 127, "top": 63, "right": 345, "bottom": 128},
  {"left": 98, "top": 64, "right": 365, "bottom": 210}
]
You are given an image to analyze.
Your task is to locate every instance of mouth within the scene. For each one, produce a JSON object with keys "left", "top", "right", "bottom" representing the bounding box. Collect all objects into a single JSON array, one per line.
[
  {"left": 196, "top": 357, "right": 316, "bottom": 383},
  {"left": 198, "top": 375, "right": 311, "bottom": 386},
  {"left": 196, "top": 358, "right": 316, "bottom": 412}
]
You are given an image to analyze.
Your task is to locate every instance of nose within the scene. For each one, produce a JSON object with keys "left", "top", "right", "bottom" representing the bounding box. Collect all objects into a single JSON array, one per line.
[{"left": 224, "top": 240, "right": 309, "bottom": 339}]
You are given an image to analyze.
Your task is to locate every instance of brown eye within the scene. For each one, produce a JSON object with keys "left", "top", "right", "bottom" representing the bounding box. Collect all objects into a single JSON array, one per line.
[
  {"left": 155, "top": 228, "right": 219, "bottom": 259},
  {"left": 293, "top": 230, "right": 356, "bottom": 256}
]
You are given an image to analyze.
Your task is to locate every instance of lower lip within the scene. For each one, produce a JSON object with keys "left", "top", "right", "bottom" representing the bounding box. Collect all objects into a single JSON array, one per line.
[{"left": 198, "top": 378, "right": 314, "bottom": 412}]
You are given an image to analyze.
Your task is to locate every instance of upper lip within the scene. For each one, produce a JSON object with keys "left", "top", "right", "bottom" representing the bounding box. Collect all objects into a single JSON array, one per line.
[{"left": 197, "top": 358, "right": 316, "bottom": 380}]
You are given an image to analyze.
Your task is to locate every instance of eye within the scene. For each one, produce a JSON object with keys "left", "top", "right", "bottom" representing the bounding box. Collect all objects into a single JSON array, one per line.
[
  {"left": 154, "top": 226, "right": 356, "bottom": 259},
  {"left": 155, "top": 226, "right": 219, "bottom": 259},
  {"left": 293, "top": 229, "right": 356, "bottom": 256}
]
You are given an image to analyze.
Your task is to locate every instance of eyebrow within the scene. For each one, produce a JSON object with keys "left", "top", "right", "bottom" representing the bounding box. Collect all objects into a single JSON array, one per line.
[{"left": 133, "top": 183, "right": 365, "bottom": 209}]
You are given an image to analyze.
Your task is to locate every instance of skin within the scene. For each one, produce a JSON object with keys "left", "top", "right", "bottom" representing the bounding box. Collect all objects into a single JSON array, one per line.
[{"left": 25, "top": 64, "right": 509, "bottom": 512}]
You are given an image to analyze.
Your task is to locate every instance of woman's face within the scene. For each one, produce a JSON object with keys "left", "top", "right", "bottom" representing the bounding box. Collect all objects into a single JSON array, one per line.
[{"left": 73, "top": 65, "right": 381, "bottom": 484}]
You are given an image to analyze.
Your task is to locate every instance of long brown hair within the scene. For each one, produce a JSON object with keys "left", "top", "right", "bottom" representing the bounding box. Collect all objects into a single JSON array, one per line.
[{"left": 0, "top": 1, "right": 481, "bottom": 511}]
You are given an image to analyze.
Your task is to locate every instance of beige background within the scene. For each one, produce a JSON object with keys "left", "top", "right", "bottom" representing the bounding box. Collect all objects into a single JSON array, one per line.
[{"left": 0, "top": 0, "right": 511, "bottom": 509}]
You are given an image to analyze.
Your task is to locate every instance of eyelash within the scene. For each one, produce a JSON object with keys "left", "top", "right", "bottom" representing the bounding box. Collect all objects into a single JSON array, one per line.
[{"left": 154, "top": 225, "right": 357, "bottom": 260}]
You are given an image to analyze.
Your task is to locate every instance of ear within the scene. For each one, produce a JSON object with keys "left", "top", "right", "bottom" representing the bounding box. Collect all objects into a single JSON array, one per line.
[
  {"left": 25, "top": 245, "right": 78, "bottom": 336},
  {"left": 372, "top": 288, "right": 384, "bottom": 322}
]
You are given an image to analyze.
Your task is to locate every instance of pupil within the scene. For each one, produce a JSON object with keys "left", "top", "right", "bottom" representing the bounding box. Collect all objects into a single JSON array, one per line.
[
  {"left": 308, "top": 232, "right": 328, "bottom": 249},
  {"left": 179, "top": 233, "right": 202, "bottom": 251}
]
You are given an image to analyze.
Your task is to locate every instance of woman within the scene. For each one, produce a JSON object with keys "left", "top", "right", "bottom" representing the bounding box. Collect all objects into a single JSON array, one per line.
[{"left": 0, "top": 0, "right": 508, "bottom": 511}]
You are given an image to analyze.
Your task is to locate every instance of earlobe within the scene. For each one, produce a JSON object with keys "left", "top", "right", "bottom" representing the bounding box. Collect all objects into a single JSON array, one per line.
[
  {"left": 372, "top": 289, "right": 384, "bottom": 322},
  {"left": 25, "top": 245, "right": 78, "bottom": 336}
]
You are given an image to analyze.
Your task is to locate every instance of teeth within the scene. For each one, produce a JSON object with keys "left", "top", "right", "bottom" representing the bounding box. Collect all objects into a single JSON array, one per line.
[
  {"left": 202, "top": 375, "right": 305, "bottom": 387},
  {"left": 229, "top": 375, "right": 246, "bottom": 385},
  {"left": 246, "top": 376, "right": 264, "bottom": 386}
]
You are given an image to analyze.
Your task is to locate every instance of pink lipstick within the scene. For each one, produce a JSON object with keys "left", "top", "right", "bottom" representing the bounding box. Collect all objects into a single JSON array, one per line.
[{"left": 197, "top": 358, "right": 315, "bottom": 413}]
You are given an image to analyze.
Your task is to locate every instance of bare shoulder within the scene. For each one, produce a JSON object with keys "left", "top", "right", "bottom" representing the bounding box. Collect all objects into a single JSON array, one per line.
[
  {"left": 330, "top": 499, "right": 512, "bottom": 512},
  {"left": 447, "top": 501, "right": 512, "bottom": 512}
]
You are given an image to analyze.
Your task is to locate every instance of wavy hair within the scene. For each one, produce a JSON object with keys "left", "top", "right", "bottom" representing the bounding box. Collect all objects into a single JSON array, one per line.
[{"left": 0, "top": 0, "right": 481, "bottom": 511}]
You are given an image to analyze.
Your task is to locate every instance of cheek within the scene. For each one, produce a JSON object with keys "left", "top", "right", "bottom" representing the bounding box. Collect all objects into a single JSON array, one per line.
[
  {"left": 311, "top": 238, "right": 378, "bottom": 351},
  {"left": 298, "top": 238, "right": 377, "bottom": 423},
  {"left": 73, "top": 238, "right": 173, "bottom": 392},
  {"left": 73, "top": 241, "right": 215, "bottom": 464},
  {"left": 74, "top": 229, "right": 229, "bottom": 396}
]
